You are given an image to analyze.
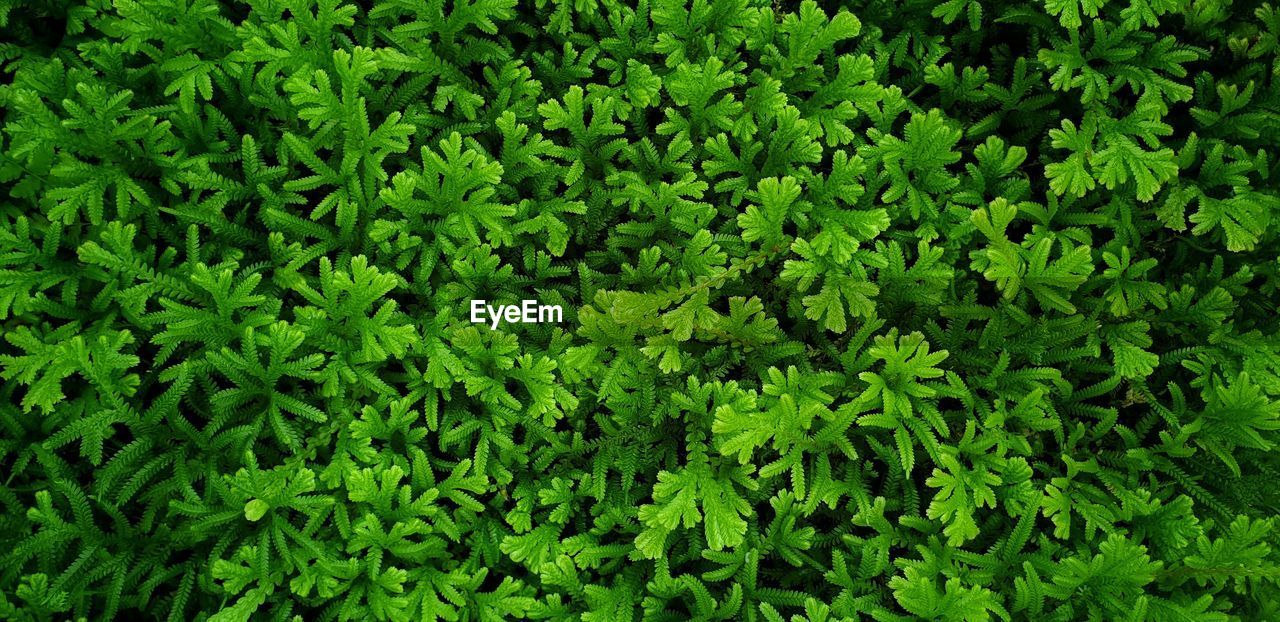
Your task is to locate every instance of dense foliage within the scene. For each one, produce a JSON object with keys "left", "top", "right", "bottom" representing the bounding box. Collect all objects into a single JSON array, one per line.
[{"left": 2, "top": 0, "right": 1280, "bottom": 619}]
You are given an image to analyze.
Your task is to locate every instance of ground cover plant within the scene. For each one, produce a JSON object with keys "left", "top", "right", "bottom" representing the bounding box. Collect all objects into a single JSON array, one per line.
[{"left": 2, "top": 0, "right": 1280, "bottom": 619}]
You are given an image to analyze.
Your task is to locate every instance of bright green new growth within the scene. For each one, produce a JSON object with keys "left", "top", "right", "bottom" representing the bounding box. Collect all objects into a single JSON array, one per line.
[{"left": 1, "top": 0, "right": 1280, "bottom": 620}]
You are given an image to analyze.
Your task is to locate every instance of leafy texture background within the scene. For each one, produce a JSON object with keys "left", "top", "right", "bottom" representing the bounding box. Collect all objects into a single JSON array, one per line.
[{"left": 2, "top": 0, "right": 1280, "bottom": 620}]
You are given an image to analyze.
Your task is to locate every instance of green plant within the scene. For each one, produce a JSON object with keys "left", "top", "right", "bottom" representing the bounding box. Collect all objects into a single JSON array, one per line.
[{"left": 2, "top": 0, "right": 1279, "bottom": 620}]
